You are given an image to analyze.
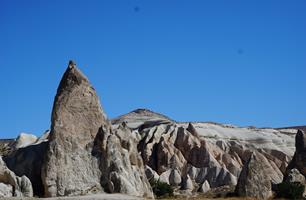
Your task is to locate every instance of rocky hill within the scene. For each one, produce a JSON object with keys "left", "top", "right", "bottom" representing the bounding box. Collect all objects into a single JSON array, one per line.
[
  {"left": 111, "top": 109, "right": 296, "bottom": 195},
  {"left": 0, "top": 61, "right": 304, "bottom": 199}
]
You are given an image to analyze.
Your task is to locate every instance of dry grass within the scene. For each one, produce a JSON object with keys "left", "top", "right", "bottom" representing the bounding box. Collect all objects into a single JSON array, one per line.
[{"left": 0, "top": 143, "right": 11, "bottom": 156}]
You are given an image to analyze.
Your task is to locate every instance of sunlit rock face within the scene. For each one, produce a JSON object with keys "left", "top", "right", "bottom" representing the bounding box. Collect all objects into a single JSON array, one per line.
[
  {"left": 1, "top": 61, "right": 299, "bottom": 198},
  {"left": 41, "top": 62, "right": 107, "bottom": 197},
  {"left": 235, "top": 151, "right": 273, "bottom": 200},
  {"left": 41, "top": 61, "right": 153, "bottom": 198},
  {"left": 0, "top": 156, "right": 33, "bottom": 198},
  {"left": 112, "top": 109, "right": 296, "bottom": 192}
]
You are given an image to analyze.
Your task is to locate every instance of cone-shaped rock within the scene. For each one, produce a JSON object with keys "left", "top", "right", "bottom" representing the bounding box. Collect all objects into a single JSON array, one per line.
[
  {"left": 286, "top": 129, "right": 306, "bottom": 176},
  {"left": 235, "top": 151, "right": 273, "bottom": 200},
  {"left": 41, "top": 61, "right": 109, "bottom": 197}
]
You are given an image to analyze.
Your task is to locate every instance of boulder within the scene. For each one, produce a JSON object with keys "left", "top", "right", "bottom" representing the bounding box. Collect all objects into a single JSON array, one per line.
[
  {"left": 182, "top": 175, "right": 194, "bottom": 190},
  {"left": 284, "top": 168, "right": 305, "bottom": 184},
  {"left": 159, "top": 170, "right": 171, "bottom": 184},
  {"left": 169, "top": 169, "right": 181, "bottom": 186},
  {"left": 199, "top": 180, "right": 210, "bottom": 193},
  {"left": 0, "top": 182, "right": 13, "bottom": 197},
  {"left": 145, "top": 165, "right": 159, "bottom": 181},
  {"left": 0, "top": 156, "right": 33, "bottom": 197},
  {"left": 235, "top": 151, "right": 273, "bottom": 200}
]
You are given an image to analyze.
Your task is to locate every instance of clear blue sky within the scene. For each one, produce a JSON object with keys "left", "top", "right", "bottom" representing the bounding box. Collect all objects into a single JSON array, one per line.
[{"left": 1, "top": 0, "right": 305, "bottom": 138}]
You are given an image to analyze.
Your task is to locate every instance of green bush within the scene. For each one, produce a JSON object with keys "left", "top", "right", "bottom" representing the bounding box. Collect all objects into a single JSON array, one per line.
[
  {"left": 276, "top": 182, "right": 305, "bottom": 200},
  {"left": 150, "top": 180, "right": 174, "bottom": 198}
]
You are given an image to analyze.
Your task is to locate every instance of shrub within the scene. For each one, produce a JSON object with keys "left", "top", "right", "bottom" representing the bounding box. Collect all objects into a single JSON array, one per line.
[
  {"left": 275, "top": 182, "right": 305, "bottom": 200},
  {"left": 150, "top": 180, "right": 174, "bottom": 198}
]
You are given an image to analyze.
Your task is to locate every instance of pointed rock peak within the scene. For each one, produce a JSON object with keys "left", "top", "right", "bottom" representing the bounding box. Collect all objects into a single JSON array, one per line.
[
  {"left": 43, "top": 61, "right": 109, "bottom": 197},
  {"left": 56, "top": 61, "right": 90, "bottom": 95},
  {"left": 112, "top": 108, "right": 174, "bottom": 125},
  {"left": 295, "top": 129, "right": 306, "bottom": 153},
  {"left": 187, "top": 123, "right": 198, "bottom": 137},
  {"left": 130, "top": 108, "right": 172, "bottom": 120},
  {"left": 68, "top": 60, "right": 76, "bottom": 69}
]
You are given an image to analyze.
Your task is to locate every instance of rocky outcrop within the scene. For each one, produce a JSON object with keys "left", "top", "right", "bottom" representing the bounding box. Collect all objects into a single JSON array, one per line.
[
  {"left": 286, "top": 129, "right": 306, "bottom": 176},
  {"left": 199, "top": 180, "right": 210, "bottom": 193},
  {"left": 284, "top": 168, "right": 305, "bottom": 184},
  {"left": 94, "top": 125, "right": 154, "bottom": 198},
  {"left": 40, "top": 61, "right": 153, "bottom": 198},
  {"left": 14, "top": 133, "right": 38, "bottom": 149},
  {"left": 41, "top": 61, "right": 106, "bottom": 197},
  {"left": 235, "top": 151, "right": 273, "bottom": 200},
  {"left": 1, "top": 61, "right": 299, "bottom": 198},
  {"left": 0, "top": 156, "right": 33, "bottom": 197},
  {"left": 4, "top": 140, "right": 48, "bottom": 196},
  {"left": 281, "top": 129, "right": 306, "bottom": 197},
  {"left": 112, "top": 109, "right": 294, "bottom": 194}
]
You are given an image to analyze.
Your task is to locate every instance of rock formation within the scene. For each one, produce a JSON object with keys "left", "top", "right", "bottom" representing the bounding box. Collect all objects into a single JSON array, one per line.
[
  {"left": 199, "top": 180, "right": 210, "bottom": 193},
  {"left": 94, "top": 124, "right": 153, "bottom": 198},
  {"left": 1, "top": 61, "right": 301, "bottom": 199},
  {"left": 282, "top": 129, "right": 306, "bottom": 197},
  {"left": 286, "top": 129, "right": 306, "bottom": 176},
  {"left": 235, "top": 151, "right": 273, "bottom": 200},
  {"left": 41, "top": 61, "right": 106, "bottom": 197},
  {"left": 14, "top": 133, "right": 38, "bottom": 149},
  {"left": 40, "top": 61, "right": 153, "bottom": 198},
  {"left": 0, "top": 156, "right": 33, "bottom": 197},
  {"left": 113, "top": 109, "right": 292, "bottom": 193},
  {"left": 4, "top": 137, "right": 48, "bottom": 196}
]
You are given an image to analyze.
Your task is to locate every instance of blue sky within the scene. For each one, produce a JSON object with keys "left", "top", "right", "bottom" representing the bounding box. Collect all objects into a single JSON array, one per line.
[{"left": 1, "top": 0, "right": 305, "bottom": 138}]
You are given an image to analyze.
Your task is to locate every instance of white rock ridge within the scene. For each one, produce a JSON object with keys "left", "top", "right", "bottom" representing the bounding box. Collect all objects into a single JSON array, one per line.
[{"left": 112, "top": 109, "right": 296, "bottom": 192}]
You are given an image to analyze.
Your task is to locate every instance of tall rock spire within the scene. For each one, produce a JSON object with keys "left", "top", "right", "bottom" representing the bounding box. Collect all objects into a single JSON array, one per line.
[
  {"left": 41, "top": 61, "right": 153, "bottom": 198},
  {"left": 42, "top": 61, "right": 109, "bottom": 197}
]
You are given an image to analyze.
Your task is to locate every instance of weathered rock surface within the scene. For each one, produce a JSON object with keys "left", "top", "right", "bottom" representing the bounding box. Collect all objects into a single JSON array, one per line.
[
  {"left": 284, "top": 168, "right": 305, "bottom": 184},
  {"left": 199, "top": 180, "right": 210, "bottom": 193},
  {"left": 282, "top": 130, "right": 306, "bottom": 197},
  {"left": 41, "top": 61, "right": 106, "bottom": 197},
  {"left": 235, "top": 151, "right": 273, "bottom": 200},
  {"left": 40, "top": 61, "right": 153, "bottom": 198},
  {"left": 1, "top": 62, "right": 300, "bottom": 198},
  {"left": 181, "top": 175, "right": 194, "bottom": 190},
  {"left": 14, "top": 133, "right": 38, "bottom": 149},
  {"left": 112, "top": 109, "right": 292, "bottom": 193},
  {"left": 4, "top": 140, "right": 48, "bottom": 196},
  {"left": 0, "top": 156, "right": 33, "bottom": 197},
  {"left": 94, "top": 125, "right": 153, "bottom": 198},
  {"left": 286, "top": 129, "right": 306, "bottom": 176},
  {"left": 0, "top": 182, "right": 13, "bottom": 197}
]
